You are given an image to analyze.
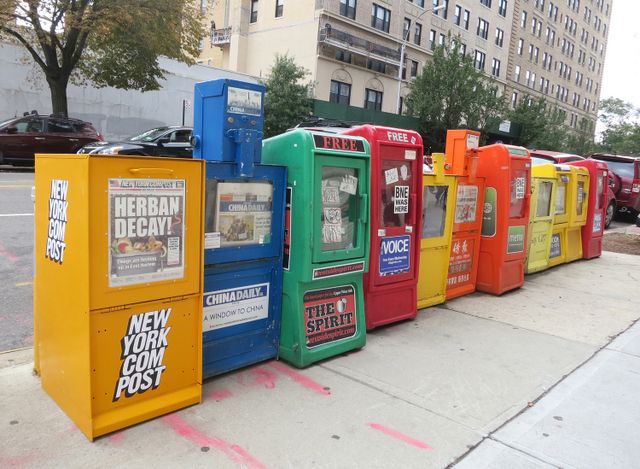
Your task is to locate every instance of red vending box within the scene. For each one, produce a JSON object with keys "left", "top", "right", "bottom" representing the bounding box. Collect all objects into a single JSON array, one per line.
[
  {"left": 569, "top": 159, "right": 609, "bottom": 258},
  {"left": 342, "top": 125, "right": 422, "bottom": 329},
  {"left": 476, "top": 144, "right": 532, "bottom": 295},
  {"left": 443, "top": 130, "right": 485, "bottom": 300}
]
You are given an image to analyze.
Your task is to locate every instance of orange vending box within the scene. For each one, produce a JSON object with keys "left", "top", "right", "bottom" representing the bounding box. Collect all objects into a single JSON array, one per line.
[
  {"left": 443, "top": 130, "right": 485, "bottom": 300},
  {"left": 476, "top": 145, "right": 532, "bottom": 295}
]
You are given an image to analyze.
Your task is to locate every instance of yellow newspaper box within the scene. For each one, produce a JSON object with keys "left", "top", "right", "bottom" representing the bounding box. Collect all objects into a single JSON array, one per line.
[
  {"left": 565, "top": 166, "right": 589, "bottom": 262},
  {"left": 417, "top": 154, "right": 456, "bottom": 309},
  {"left": 526, "top": 164, "right": 558, "bottom": 273},
  {"left": 34, "top": 154, "right": 204, "bottom": 441}
]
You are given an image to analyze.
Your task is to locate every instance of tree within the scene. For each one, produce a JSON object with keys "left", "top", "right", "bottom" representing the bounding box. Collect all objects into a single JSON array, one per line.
[
  {"left": 0, "top": 1, "right": 203, "bottom": 116},
  {"left": 262, "top": 54, "right": 312, "bottom": 138},
  {"left": 597, "top": 97, "right": 640, "bottom": 155},
  {"left": 508, "top": 95, "right": 568, "bottom": 150},
  {"left": 405, "top": 36, "right": 505, "bottom": 152}
]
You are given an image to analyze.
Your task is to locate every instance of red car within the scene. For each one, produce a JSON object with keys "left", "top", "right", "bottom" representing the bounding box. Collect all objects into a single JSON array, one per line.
[
  {"left": 589, "top": 153, "right": 640, "bottom": 218},
  {"left": 530, "top": 150, "right": 617, "bottom": 228},
  {"left": 0, "top": 112, "right": 102, "bottom": 166}
]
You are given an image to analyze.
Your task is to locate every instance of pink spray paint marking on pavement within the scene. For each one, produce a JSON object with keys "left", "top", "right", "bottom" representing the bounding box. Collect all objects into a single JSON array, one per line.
[
  {"left": 107, "top": 431, "right": 126, "bottom": 443},
  {"left": 0, "top": 243, "right": 19, "bottom": 264},
  {"left": 163, "top": 413, "right": 268, "bottom": 469},
  {"left": 267, "top": 361, "right": 331, "bottom": 396},
  {"left": 367, "top": 423, "right": 433, "bottom": 450},
  {"left": 208, "top": 388, "right": 233, "bottom": 401},
  {"left": 248, "top": 366, "right": 278, "bottom": 389}
]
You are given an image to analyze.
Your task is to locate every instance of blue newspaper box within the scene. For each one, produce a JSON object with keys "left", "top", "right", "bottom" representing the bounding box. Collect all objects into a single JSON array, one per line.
[{"left": 192, "top": 79, "right": 286, "bottom": 378}]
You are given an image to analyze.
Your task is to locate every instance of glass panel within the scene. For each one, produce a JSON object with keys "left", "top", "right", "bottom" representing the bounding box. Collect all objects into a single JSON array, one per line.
[
  {"left": 556, "top": 183, "right": 567, "bottom": 214},
  {"left": 596, "top": 175, "right": 604, "bottom": 209},
  {"left": 536, "top": 181, "right": 553, "bottom": 217},
  {"left": 204, "top": 180, "right": 273, "bottom": 247},
  {"left": 454, "top": 184, "right": 478, "bottom": 224},
  {"left": 509, "top": 169, "right": 528, "bottom": 218},
  {"left": 422, "top": 185, "right": 448, "bottom": 238},
  {"left": 321, "top": 166, "right": 359, "bottom": 251},
  {"left": 380, "top": 160, "right": 412, "bottom": 227},
  {"left": 576, "top": 180, "right": 585, "bottom": 215}
]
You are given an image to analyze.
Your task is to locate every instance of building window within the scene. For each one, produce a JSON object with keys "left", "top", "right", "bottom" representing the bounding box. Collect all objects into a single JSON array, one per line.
[
  {"left": 275, "top": 0, "right": 284, "bottom": 17},
  {"left": 517, "top": 38, "right": 523, "bottom": 55},
  {"left": 250, "top": 0, "right": 258, "bottom": 23},
  {"left": 520, "top": 10, "right": 527, "bottom": 28},
  {"left": 514, "top": 64, "right": 521, "bottom": 82},
  {"left": 371, "top": 4, "right": 391, "bottom": 33},
  {"left": 474, "top": 50, "right": 486, "bottom": 70},
  {"left": 414, "top": 23, "right": 422, "bottom": 45},
  {"left": 463, "top": 9, "right": 470, "bottom": 29},
  {"left": 480, "top": 0, "right": 492, "bottom": 7},
  {"left": 429, "top": 29, "right": 436, "bottom": 50},
  {"left": 330, "top": 80, "right": 351, "bottom": 105},
  {"left": 367, "top": 58, "right": 386, "bottom": 73},
  {"left": 477, "top": 18, "right": 489, "bottom": 40},
  {"left": 403, "top": 17, "right": 411, "bottom": 40},
  {"left": 410, "top": 60, "right": 419, "bottom": 79},
  {"left": 335, "top": 50, "right": 352, "bottom": 64},
  {"left": 454, "top": 5, "right": 462, "bottom": 25},
  {"left": 511, "top": 91, "right": 518, "bottom": 108},
  {"left": 340, "top": 0, "right": 357, "bottom": 20},
  {"left": 498, "top": 0, "right": 507, "bottom": 16},
  {"left": 364, "top": 88, "right": 383, "bottom": 111},
  {"left": 491, "top": 58, "right": 501, "bottom": 77},
  {"left": 495, "top": 27, "right": 504, "bottom": 47},
  {"left": 439, "top": 33, "right": 445, "bottom": 46},
  {"left": 433, "top": 0, "right": 449, "bottom": 19}
]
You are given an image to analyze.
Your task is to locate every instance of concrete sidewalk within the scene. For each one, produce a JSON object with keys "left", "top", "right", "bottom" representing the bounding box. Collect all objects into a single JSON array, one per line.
[{"left": 1, "top": 251, "right": 639, "bottom": 468}]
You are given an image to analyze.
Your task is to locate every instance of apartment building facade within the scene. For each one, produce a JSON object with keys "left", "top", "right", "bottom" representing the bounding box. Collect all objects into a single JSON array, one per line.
[
  {"left": 200, "top": 0, "right": 611, "bottom": 133},
  {"left": 506, "top": 0, "right": 611, "bottom": 134}
]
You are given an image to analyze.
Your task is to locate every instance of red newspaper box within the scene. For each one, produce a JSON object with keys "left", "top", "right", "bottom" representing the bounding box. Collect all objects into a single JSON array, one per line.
[
  {"left": 342, "top": 125, "right": 423, "bottom": 329},
  {"left": 569, "top": 159, "right": 608, "bottom": 258},
  {"left": 444, "top": 130, "right": 485, "bottom": 300},
  {"left": 476, "top": 144, "right": 532, "bottom": 295}
]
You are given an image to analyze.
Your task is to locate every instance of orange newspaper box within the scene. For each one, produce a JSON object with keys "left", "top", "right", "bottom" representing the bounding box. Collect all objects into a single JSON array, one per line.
[
  {"left": 443, "top": 130, "right": 485, "bottom": 300},
  {"left": 569, "top": 159, "right": 609, "bottom": 258},
  {"left": 476, "top": 144, "right": 532, "bottom": 295}
]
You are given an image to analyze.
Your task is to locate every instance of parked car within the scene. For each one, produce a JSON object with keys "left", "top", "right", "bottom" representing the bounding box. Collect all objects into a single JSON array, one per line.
[
  {"left": 530, "top": 150, "right": 617, "bottom": 228},
  {"left": 78, "top": 126, "right": 193, "bottom": 158},
  {"left": 589, "top": 153, "right": 640, "bottom": 218},
  {"left": 0, "top": 112, "right": 102, "bottom": 166}
]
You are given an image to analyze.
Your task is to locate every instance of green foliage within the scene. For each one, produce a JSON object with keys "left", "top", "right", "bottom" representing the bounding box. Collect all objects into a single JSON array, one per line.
[
  {"left": 0, "top": 0, "right": 204, "bottom": 115},
  {"left": 508, "top": 95, "right": 569, "bottom": 150},
  {"left": 405, "top": 35, "right": 505, "bottom": 151},
  {"left": 597, "top": 97, "right": 640, "bottom": 155},
  {"left": 263, "top": 54, "right": 313, "bottom": 138}
]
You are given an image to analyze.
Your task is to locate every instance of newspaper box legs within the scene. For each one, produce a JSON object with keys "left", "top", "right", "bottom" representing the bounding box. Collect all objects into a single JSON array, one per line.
[
  {"left": 35, "top": 154, "right": 204, "bottom": 441},
  {"left": 192, "top": 79, "right": 286, "bottom": 378},
  {"left": 262, "top": 130, "right": 371, "bottom": 368}
]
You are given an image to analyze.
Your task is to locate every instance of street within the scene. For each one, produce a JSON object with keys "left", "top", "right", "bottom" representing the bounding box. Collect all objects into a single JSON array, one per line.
[{"left": 0, "top": 166, "right": 34, "bottom": 351}]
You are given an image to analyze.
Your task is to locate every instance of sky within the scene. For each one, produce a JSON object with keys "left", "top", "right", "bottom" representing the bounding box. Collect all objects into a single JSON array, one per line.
[{"left": 600, "top": 0, "right": 640, "bottom": 110}]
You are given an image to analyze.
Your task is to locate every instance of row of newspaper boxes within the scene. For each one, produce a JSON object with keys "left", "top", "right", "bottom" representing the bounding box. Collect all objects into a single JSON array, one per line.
[{"left": 33, "top": 79, "right": 608, "bottom": 440}]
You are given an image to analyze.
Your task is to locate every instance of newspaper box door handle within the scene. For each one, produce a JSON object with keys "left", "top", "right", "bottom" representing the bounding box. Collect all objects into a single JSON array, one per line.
[{"left": 129, "top": 168, "right": 175, "bottom": 176}]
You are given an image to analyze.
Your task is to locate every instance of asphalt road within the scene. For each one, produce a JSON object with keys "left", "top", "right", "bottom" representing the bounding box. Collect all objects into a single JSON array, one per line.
[{"left": 0, "top": 166, "right": 35, "bottom": 351}]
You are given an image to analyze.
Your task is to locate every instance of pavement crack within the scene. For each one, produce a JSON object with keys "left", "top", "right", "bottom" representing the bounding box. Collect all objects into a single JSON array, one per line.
[
  {"left": 318, "top": 363, "right": 481, "bottom": 436},
  {"left": 438, "top": 304, "right": 604, "bottom": 348},
  {"left": 448, "top": 314, "right": 640, "bottom": 468}
]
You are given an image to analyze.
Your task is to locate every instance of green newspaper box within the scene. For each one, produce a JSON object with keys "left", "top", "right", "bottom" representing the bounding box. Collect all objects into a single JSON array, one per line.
[{"left": 262, "top": 129, "right": 371, "bottom": 367}]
